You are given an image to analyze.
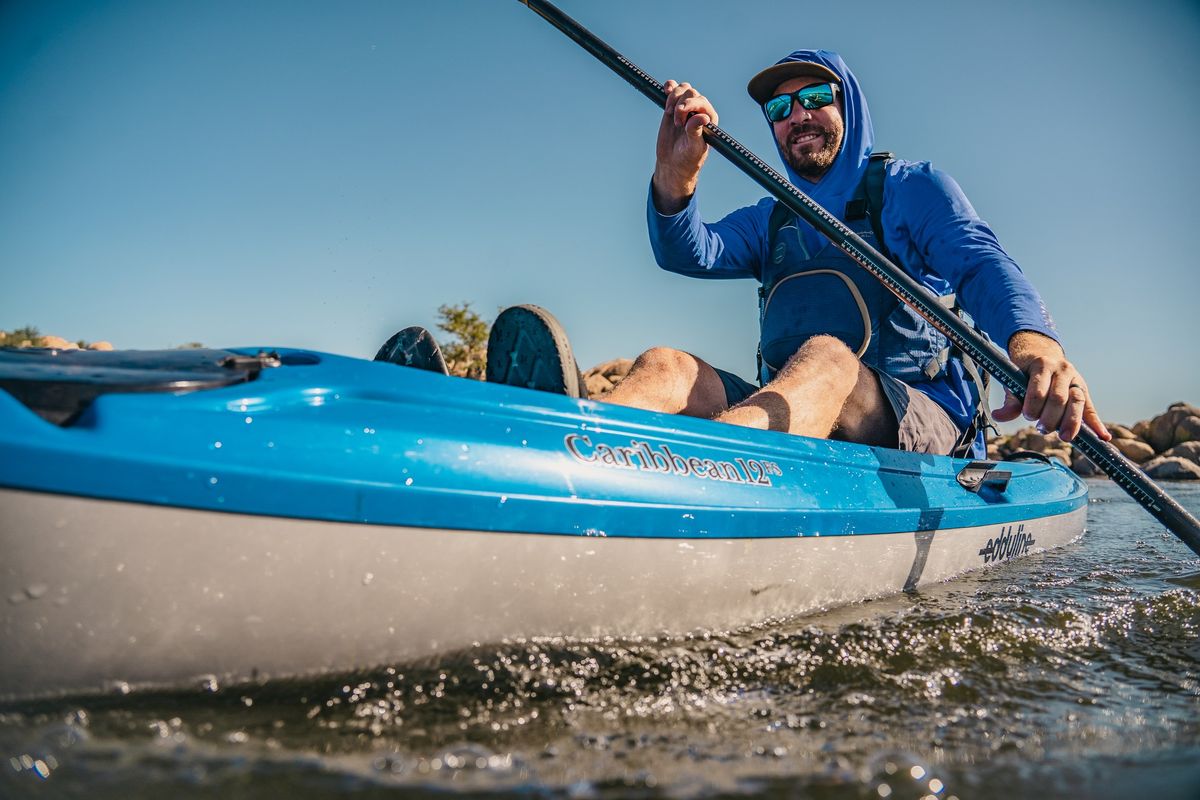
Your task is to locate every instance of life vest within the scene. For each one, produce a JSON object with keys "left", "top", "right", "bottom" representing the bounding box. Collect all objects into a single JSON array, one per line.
[
  {"left": 758, "top": 153, "right": 994, "bottom": 455},
  {"left": 757, "top": 154, "right": 950, "bottom": 386}
]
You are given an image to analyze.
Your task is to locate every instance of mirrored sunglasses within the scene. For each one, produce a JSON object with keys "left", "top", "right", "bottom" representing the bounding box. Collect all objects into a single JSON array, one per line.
[{"left": 763, "top": 83, "right": 838, "bottom": 123}]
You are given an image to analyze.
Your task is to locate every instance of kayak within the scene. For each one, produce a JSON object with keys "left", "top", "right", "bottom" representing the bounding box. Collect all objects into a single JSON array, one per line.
[{"left": 0, "top": 347, "right": 1087, "bottom": 700}]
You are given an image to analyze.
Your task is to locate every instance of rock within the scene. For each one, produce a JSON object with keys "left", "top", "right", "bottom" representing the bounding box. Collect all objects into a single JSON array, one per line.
[
  {"left": 1007, "top": 427, "right": 1061, "bottom": 454},
  {"left": 89, "top": 341, "right": 114, "bottom": 351},
  {"left": 585, "top": 373, "right": 614, "bottom": 398},
  {"left": 41, "top": 335, "right": 78, "bottom": 350},
  {"left": 1147, "top": 406, "right": 1200, "bottom": 453},
  {"left": 1071, "top": 450, "right": 1101, "bottom": 477},
  {"left": 589, "top": 358, "right": 634, "bottom": 381},
  {"left": 583, "top": 358, "right": 634, "bottom": 395},
  {"left": 1141, "top": 456, "right": 1200, "bottom": 481},
  {"left": 1173, "top": 415, "right": 1200, "bottom": 447},
  {"left": 1044, "top": 447, "right": 1073, "bottom": 465},
  {"left": 1111, "top": 438, "right": 1155, "bottom": 463},
  {"left": 1161, "top": 441, "right": 1200, "bottom": 465},
  {"left": 1106, "top": 424, "right": 1137, "bottom": 440},
  {"left": 1131, "top": 419, "right": 1153, "bottom": 441}
]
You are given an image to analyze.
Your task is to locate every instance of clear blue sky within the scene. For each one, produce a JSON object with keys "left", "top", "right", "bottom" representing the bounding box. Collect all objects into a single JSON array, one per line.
[{"left": 2, "top": 0, "right": 1197, "bottom": 425}]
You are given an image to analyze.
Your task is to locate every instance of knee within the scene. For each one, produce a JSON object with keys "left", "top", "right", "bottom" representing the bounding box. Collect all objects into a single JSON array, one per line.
[
  {"left": 787, "top": 335, "right": 858, "bottom": 373},
  {"left": 631, "top": 346, "right": 699, "bottom": 378}
]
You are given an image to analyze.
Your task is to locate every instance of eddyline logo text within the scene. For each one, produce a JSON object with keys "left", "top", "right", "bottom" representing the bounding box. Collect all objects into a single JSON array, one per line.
[{"left": 978, "top": 524, "right": 1036, "bottom": 564}]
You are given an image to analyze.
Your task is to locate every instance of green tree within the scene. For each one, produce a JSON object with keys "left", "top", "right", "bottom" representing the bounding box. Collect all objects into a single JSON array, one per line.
[
  {"left": 0, "top": 325, "right": 45, "bottom": 348},
  {"left": 436, "top": 303, "right": 490, "bottom": 379}
]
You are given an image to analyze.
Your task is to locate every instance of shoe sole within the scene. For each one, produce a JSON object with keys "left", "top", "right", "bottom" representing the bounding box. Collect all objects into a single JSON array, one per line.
[
  {"left": 486, "top": 305, "right": 581, "bottom": 397},
  {"left": 374, "top": 327, "right": 449, "bottom": 375}
]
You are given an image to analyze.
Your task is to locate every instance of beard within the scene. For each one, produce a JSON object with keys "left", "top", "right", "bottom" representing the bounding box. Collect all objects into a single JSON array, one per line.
[{"left": 782, "top": 119, "right": 844, "bottom": 181}]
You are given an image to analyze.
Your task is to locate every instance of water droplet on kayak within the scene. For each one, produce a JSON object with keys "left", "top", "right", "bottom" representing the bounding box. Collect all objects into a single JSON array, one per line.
[
  {"left": 405, "top": 478, "right": 413, "bottom": 486},
  {"left": 24, "top": 583, "right": 48, "bottom": 600},
  {"left": 209, "top": 477, "right": 218, "bottom": 485},
  {"left": 7, "top": 592, "right": 25, "bottom": 605},
  {"left": 362, "top": 572, "right": 374, "bottom": 586},
  {"left": 461, "top": 444, "right": 470, "bottom": 452},
  {"left": 213, "top": 441, "right": 222, "bottom": 449},
  {"left": 198, "top": 675, "right": 220, "bottom": 692},
  {"left": 245, "top": 416, "right": 253, "bottom": 424}
]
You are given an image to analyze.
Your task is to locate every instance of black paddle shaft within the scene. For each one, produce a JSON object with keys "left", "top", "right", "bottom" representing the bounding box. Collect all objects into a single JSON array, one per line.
[{"left": 518, "top": 0, "right": 1200, "bottom": 555}]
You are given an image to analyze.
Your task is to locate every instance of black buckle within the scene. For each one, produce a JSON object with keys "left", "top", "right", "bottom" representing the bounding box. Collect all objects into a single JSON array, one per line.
[
  {"left": 219, "top": 351, "right": 281, "bottom": 371},
  {"left": 957, "top": 460, "right": 1012, "bottom": 493}
]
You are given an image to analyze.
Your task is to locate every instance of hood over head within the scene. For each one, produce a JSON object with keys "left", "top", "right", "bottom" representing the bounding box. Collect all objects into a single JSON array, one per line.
[{"left": 747, "top": 50, "right": 874, "bottom": 237}]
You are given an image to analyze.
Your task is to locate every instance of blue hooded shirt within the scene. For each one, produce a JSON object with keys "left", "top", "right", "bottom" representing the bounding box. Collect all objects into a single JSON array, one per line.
[
  {"left": 646, "top": 49, "right": 1059, "bottom": 450},
  {"left": 766, "top": 50, "right": 875, "bottom": 260}
]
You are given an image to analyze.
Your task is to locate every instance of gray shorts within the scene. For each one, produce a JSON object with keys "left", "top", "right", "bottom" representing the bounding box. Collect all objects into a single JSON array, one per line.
[{"left": 713, "top": 366, "right": 966, "bottom": 456}]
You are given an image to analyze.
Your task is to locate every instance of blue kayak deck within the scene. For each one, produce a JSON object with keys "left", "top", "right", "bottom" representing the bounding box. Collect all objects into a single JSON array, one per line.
[{"left": 0, "top": 347, "right": 1087, "bottom": 538}]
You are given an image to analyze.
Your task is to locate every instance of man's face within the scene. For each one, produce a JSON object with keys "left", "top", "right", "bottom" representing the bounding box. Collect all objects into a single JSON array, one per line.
[{"left": 770, "top": 77, "right": 845, "bottom": 181}]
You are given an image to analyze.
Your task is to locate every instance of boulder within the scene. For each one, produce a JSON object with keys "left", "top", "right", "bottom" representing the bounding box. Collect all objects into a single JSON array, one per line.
[
  {"left": 1044, "top": 447, "right": 1073, "bottom": 466},
  {"left": 41, "top": 335, "right": 78, "bottom": 350},
  {"left": 1106, "top": 424, "right": 1137, "bottom": 440},
  {"left": 1141, "top": 456, "right": 1200, "bottom": 481},
  {"left": 584, "top": 373, "right": 614, "bottom": 398},
  {"left": 591, "top": 358, "right": 634, "bottom": 381},
  {"left": 1007, "top": 427, "right": 1061, "bottom": 454},
  {"left": 89, "top": 341, "right": 114, "bottom": 351},
  {"left": 1161, "top": 441, "right": 1200, "bottom": 465},
  {"left": 1111, "top": 438, "right": 1155, "bottom": 464},
  {"left": 1173, "top": 416, "right": 1200, "bottom": 447},
  {"left": 1148, "top": 405, "right": 1200, "bottom": 452},
  {"left": 1131, "top": 419, "right": 1153, "bottom": 441},
  {"left": 1071, "top": 450, "right": 1101, "bottom": 477}
]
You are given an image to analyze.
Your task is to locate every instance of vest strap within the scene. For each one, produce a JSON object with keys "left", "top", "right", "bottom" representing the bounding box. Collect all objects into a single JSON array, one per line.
[{"left": 760, "top": 153, "right": 993, "bottom": 453}]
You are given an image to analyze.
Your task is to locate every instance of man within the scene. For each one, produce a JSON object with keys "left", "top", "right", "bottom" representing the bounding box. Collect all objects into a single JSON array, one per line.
[
  {"left": 593, "top": 49, "right": 1109, "bottom": 455},
  {"left": 386, "top": 49, "right": 1108, "bottom": 457}
]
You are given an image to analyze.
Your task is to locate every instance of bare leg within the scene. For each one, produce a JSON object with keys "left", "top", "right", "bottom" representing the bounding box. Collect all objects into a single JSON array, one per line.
[
  {"left": 604, "top": 347, "right": 729, "bottom": 418},
  {"left": 717, "top": 335, "right": 899, "bottom": 448}
]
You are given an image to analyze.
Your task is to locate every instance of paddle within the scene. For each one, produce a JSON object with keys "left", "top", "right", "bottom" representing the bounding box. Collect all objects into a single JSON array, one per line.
[{"left": 516, "top": 0, "right": 1200, "bottom": 556}]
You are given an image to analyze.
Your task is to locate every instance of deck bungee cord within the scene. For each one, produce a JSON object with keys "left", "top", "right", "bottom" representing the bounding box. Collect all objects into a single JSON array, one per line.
[{"left": 516, "top": 0, "right": 1200, "bottom": 556}]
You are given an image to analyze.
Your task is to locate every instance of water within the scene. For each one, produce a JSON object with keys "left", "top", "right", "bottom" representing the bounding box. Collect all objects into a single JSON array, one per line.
[{"left": 3, "top": 480, "right": 1198, "bottom": 799}]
